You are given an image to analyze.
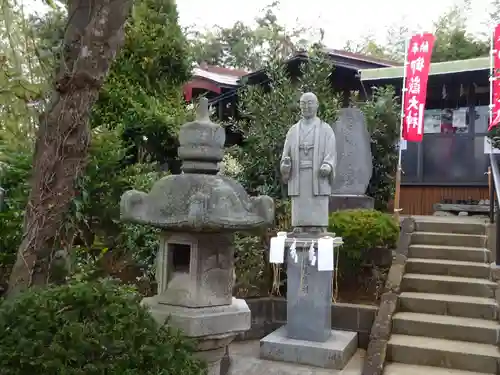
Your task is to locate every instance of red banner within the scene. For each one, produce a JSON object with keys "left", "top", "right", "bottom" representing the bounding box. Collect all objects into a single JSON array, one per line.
[
  {"left": 402, "top": 33, "right": 435, "bottom": 142},
  {"left": 489, "top": 24, "right": 500, "bottom": 130}
]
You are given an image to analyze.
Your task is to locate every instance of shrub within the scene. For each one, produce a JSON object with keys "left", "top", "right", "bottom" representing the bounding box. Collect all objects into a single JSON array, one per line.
[
  {"left": 328, "top": 209, "right": 399, "bottom": 273},
  {"left": 357, "top": 86, "right": 400, "bottom": 211},
  {"left": 0, "top": 279, "right": 206, "bottom": 375},
  {"left": 234, "top": 234, "right": 267, "bottom": 297},
  {"left": 233, "top": 199, "right": 291, "bottom": 297},
  {"left": 0, "top": 135, "right": 32, "bottom": 287}
]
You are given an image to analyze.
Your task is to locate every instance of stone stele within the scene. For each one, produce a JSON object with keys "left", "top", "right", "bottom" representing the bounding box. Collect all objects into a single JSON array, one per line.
[
  {"left": 120, "top": 98, "right": 275, "bottom": 375},
  {"left": 329, "top": 107, "right": 374, "bottom": 211},
  {"left": 260, "top": 93, "right": 357, "bottom": 370}
]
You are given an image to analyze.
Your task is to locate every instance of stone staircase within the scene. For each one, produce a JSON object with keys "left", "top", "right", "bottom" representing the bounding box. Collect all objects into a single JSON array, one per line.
[{"left": 384, "top": 219, "right": 500, "bottom": 375}]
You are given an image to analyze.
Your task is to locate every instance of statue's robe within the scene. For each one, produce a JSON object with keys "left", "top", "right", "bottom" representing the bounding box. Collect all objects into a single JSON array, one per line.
[{"left": 281, "top": 117, "right": 337, "bottom": 227}]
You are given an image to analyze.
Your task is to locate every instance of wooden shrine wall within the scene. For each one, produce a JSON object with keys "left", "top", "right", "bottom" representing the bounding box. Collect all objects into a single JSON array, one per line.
[{"left": 398, "top": 186, "right": 489, "bottom": 216}]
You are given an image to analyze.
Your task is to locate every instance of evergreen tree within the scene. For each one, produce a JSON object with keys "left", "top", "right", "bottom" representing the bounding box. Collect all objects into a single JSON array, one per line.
[{"left": 92, "top": 0, "right": 193, "bottom": 165}]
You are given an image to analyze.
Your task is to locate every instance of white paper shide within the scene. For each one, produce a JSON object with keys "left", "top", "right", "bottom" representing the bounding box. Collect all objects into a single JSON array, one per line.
[
  {"left": 269, "top": 231, "right": 287, "bottom": 264},
  {"left": 308, "top": 241, "right": 316, "bottom": 266},
  {"left": 269, "top": 231, "right": 343, "bottom": 271},
  {"left": 317, "top": 236, "right": 336, "bottom": 271}
]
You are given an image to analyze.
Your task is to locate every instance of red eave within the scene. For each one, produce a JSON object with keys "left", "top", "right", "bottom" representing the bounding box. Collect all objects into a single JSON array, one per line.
[{"left": 183, "top": 64, "right": 252, "bottom": 101}]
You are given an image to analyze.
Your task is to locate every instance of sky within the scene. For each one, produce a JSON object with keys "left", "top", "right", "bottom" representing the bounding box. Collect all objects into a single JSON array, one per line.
[
  {"left": 175, "top": 0, "right": 494, "bottom": 48},
  {"left": 24, "top": 0, "right": 495, "bottom": 49}
]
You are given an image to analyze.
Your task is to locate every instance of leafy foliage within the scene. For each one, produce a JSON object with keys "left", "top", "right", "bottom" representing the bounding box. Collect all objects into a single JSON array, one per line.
[
  {"left": 0, "top": 135, "right": 31, "bottom": 285},
  {"left": 233, "top": 234, "right": 267, "bottom": 297},
  {"left": 357, "top": 86, "right": 401, "bottom": 210},
  {"left": 69, "top": 125, "right": 163, "bottom": 277},
  {"left": 328, "top": 209, "right": 399, "bottom": 273},
  {"left": 431, "top": 0, "right": 488, "bottom": 62},
  {"left": 233, "top": 50, "right": 341, "bottom": 199},
  {"left": 0, "top": 123, "right": 163, "bottom": 283},
  {"left": 0, "top": 279, "right": 206, "bottom": 375},
  {"left": 232, "top": 199, "right": 291, "bottom": 297},
  {"left": 0, "top": 0, "right": 191, "bottom": 290},
  {"left": 92, "top": 0, "right": 193, "bottom": 166},
  {"left": 0, "top": 0, "right": 49, "bottom": 289}
]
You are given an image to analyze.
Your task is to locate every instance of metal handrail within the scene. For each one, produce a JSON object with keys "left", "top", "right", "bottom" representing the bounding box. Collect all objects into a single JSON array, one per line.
[
  {"left": 490, "top": 153, "right": 500, "bottom": 203},
  {"left": 489, "top": 152, "right": 500, "bottom": 265}
]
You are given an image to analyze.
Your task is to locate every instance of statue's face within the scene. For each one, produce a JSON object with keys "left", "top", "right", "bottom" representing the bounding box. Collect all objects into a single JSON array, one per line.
[{"left": 299, "top": 93, "right": 318, "bottom": 119}]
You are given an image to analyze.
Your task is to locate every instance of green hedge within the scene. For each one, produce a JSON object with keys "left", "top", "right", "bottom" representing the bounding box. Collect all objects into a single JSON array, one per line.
[
  {"left": 0, "top": 280, "right": 206, "bottom": 375},
  {"left": 329, "top": 209, "right": 399, "bottom": 272}
]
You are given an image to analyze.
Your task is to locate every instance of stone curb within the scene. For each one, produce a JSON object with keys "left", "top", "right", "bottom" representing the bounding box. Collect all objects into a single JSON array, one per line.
[
  {"left": 220, "top": 297, "right": 379, "bottom": 375},
  {"left": 361, "top": 217, "right": 414, "bottom": 375}
]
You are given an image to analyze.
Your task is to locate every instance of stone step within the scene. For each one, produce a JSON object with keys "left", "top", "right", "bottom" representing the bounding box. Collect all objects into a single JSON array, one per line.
[
  {"left": 401, "top": 274, "right": 496, "bottom": 298},
  {"left": 384, "top": 362, "right": 494, "bottom": 375},
  {"left": 387, "top": 334, "right": 500, "bottom": 373},
  {"left": 399, "top": 292, "right": 498, "bottom": 321},
  {"left": 414, "top": 220, "right": 486, "bottom": 236},
  {"left": 392, "top": 312, "right": 500, "bottom": 345},
  {"left": 411, "top": 232, "right": 487, "bottom": 248},
  {"left": 408, "top": 244, "right": 490, "bottom": 263},
  {"left": 406, "top": 258, "right": 491, "bottom": 278}
]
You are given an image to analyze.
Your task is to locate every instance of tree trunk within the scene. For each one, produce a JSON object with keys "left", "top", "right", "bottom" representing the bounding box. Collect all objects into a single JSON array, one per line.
[{"left": 6, "top": 0, "right": 132, "bottom": 298}]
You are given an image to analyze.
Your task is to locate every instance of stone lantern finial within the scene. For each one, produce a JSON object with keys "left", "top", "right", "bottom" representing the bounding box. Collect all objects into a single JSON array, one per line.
[
  {"left": 178, "top": 97, "right": 225, "bottom": 175},
  {"left": 196, "top": 97, "right": 210, "bottom": 122}
]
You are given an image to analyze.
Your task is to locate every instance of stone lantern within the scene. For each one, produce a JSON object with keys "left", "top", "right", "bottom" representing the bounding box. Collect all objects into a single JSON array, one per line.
[{"left": 120, "top": 98, "right": 275, "bottom": 375}]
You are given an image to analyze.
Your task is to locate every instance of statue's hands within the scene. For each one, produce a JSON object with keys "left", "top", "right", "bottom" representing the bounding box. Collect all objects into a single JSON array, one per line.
[
  {"left": 281, "top": 157, "right": 291, "bottom": 182},
  {"left": 319, "top": 163, "right": 332, "bottom": 177}
]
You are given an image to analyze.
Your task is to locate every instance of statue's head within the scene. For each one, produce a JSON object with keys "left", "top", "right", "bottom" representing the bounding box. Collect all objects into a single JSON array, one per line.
[{"left": 299, "top": 92, "right": 318, "bottom": 120}]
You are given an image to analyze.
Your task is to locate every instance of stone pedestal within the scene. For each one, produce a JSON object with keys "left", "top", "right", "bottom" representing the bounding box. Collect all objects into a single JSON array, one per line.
[
  {"left": 286, "top": 241, "right": 332, "bottom": 342},
  {"left": 260, "top": 231, "right": 358, "bottom": 369},
  {"left": 143, "top": 296, "right": 250, "bottom": 375},
  {"left": 329, "top": 194, "right": 374, "bottom": 212},
  {"left": 142, "top": 231, "right": 251, "bottom": 375},
  {"left": 260, "top": 326, "right": 357, "bottom": 370}
]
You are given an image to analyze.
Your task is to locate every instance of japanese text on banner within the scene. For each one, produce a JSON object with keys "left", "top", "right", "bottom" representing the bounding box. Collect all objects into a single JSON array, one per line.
[
  {"left": 489, "top": 24, "right": 500, "bottom": 131},
  {"left": 402, "top": 33, "right": 435, "bottom": 142}
]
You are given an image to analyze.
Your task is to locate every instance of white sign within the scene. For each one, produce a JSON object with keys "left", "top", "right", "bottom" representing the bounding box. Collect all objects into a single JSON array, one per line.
[
  {"left": 400, "top": 139, "right": 407, "bottom": 151},
  {"left": 269, "top": 235, "right": 286, "bottom": 264},
  {"left": 484, "top": 137, "right": 500, "bottom": 154},
  {"left": 423, "top": 109, "right": 442, "bottom": 134},
  {"left": 452, "top": 108, "right": 467, "bottom": 128},
  {"left": 475, "top": 106, "right": 489, "bottom": 133},
  {"left": 317, "top": 237, "right": 335, "bottom": 271}
]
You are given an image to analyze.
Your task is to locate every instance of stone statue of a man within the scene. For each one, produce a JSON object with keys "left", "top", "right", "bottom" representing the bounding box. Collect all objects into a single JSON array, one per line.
[{"left": 280, "top": 92, "right": 337, "bottom": 229}]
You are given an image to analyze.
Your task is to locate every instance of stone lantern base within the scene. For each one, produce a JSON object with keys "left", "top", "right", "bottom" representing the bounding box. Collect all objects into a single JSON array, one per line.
[{"left": 142, "top": 296, "right": 250, "bottom": 375}]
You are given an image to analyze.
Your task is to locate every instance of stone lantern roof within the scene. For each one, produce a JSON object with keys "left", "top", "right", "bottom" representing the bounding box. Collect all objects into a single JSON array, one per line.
[{"left": 120, "top": 98, "right": 274, "bottom": 232}]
